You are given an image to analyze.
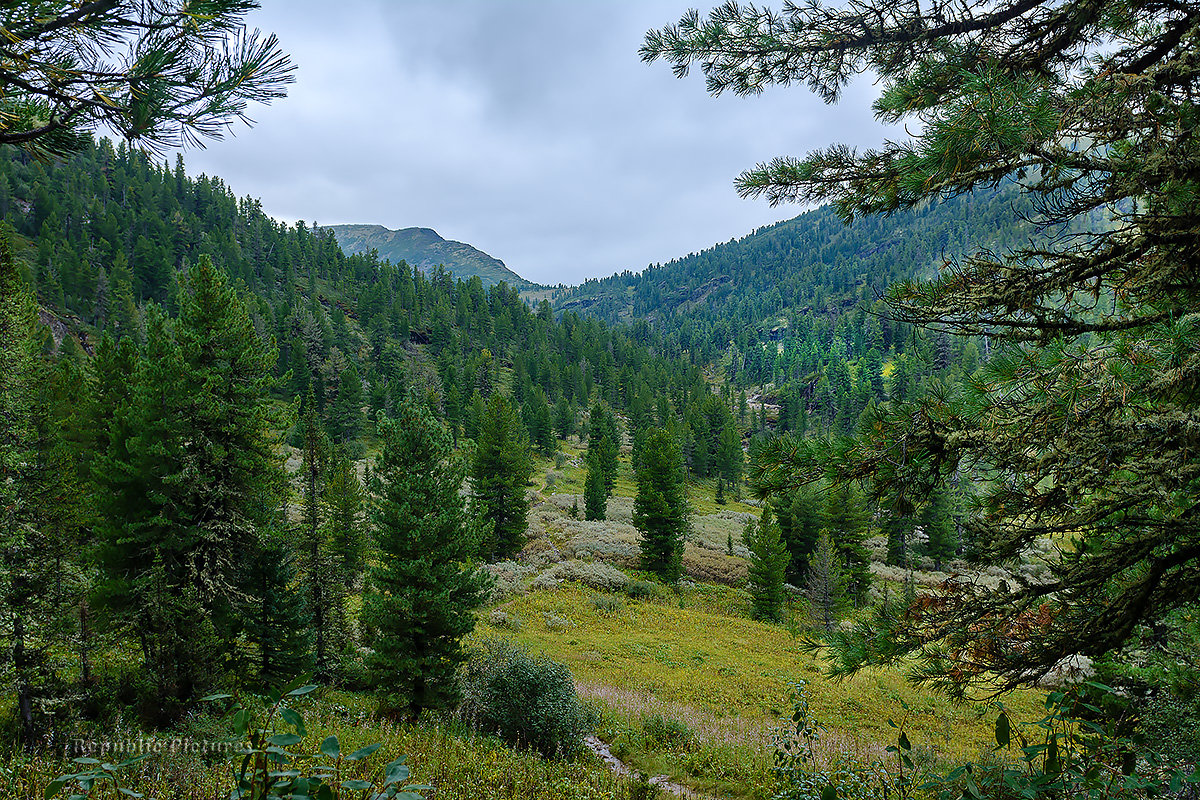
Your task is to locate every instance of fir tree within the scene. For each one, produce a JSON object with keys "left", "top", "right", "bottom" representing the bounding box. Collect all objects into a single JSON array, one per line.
[
  {"left": 242, "top": 532, "right": 312, "bottom": 690},
  {"left": 587, "top": 400, "right": 621, "bottom": 495},
  {"left": 363, "top": 400, "right": 490, "bottom": 719},
  {"left": 471, "top": 394, "right": 532, "bottom": 561},
  {"left": 805, "top": 531, "right": 848, "bottom": 634},
  {"left": 296, "top": 387, "right": 336, "bottom": 678},
  {"left": 633, "top": 429, "right": 689, "bottom": 583},
  {"left": 96, "top": 256, "right": 286, "bottom": 710}
]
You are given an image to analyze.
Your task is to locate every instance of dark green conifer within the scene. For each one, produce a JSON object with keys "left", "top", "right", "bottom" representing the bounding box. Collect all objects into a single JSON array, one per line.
[
  {"left": 744, "top": 511, "right": 790, "bottom": 623},
  {"left": 633, "top": 429, "right": 689, "bottom": 583},
  {"left": 471, "top": 394, "right": 532, "bottom": 561},
  {"left": 363, "top": 400, "right": 490, "bottom": 719}
]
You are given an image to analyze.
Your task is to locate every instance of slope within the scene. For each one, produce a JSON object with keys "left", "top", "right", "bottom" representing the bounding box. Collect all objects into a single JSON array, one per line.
[{"left": 327, "top": 223, "right": 539, "bottom": 289}]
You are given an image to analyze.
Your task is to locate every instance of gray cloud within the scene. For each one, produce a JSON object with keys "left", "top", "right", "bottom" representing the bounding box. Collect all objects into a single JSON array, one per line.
[{"left": 181, "top": 1, "right": 895, "bottom": 285}]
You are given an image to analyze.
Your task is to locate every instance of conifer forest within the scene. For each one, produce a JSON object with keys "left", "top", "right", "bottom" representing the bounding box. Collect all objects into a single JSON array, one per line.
[{"left": 1, "top": 2, "right": 1198, "bottom": 799}]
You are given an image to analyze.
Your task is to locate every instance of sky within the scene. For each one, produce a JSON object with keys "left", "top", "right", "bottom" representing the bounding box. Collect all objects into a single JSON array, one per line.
[{"left": 181, "top": 1, "right": 896, "bottom": 287}]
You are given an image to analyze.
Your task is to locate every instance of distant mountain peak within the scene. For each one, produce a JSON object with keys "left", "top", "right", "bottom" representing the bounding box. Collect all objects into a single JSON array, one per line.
[{"left": 326, "top": 224, "right": 537, "bottom": 289}]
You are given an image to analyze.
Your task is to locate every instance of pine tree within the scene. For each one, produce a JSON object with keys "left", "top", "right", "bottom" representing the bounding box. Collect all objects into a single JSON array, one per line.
[
  {"left": 323, "top": 445, "right": 367, "bottom": 659},
  {"left": 587, "top": 400, "right": 621, "bottom": 495},
  {"left": 296, "top": 387, "right": 336, "bottom": 678},
  {"left": 646, "top": 0, "right": 1200, "bottom": 692},
  {"left": 744, "top": 512, "right": 790, "bottom": 623},
  {"left": 633, "top": 429, "right": 689, "bottom": 583},
  {"left": 96, "top": 256, "right": 286, "bottom": 710},
  {"left": 242, "top": 532, "right": 312, "bottom": 690},
  {"left": 363, "top": 400, "right": 490, "bottom": 719},
  {"left": 919, "top": 486, "right": 956, "bottom": 572},
  {"left": 823, "top": 483, "right": 871, "bottom": 604},
  {"left": 471, "top": 394, "right": 532, "bottom": 561}
]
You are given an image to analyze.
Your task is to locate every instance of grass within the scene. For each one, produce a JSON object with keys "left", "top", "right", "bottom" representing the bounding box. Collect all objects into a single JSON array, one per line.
[
  {"left": 477, "top": 581, "right": 1043, "bottom": 798},
  {"left": 0, "top": 691, "right": 639, "bottom": 800}
]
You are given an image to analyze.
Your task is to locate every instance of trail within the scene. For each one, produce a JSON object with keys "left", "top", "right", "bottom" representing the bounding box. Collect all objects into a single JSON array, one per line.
[{"left": 583, "top": 735, "right": 718, "bottom": 799}]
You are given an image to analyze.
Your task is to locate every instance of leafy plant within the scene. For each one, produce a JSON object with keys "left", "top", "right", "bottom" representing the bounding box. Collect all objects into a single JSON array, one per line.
[{"left": 203, "top": 684, "right": 429, "bottom": 800}]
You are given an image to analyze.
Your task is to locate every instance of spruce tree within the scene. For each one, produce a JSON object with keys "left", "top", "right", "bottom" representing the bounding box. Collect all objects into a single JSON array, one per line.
[
  {"left": 296, "top": 392, "right": 335, "bottom": 677},
  {"left": 471, "top": 394, "right": 533, "bottom": 561},
  {"left": 363, "top": 400, "right": 490, "bottom": 719},
  {"left": 323, "top": 445, "right": 367, "bottom": 660},
  {"left": 744, "top": 511, "right": 790, "bottom": 623},
  {"left": 587, "top": 400, "right": 621, "bottom": 495},
  {"left": 242, "top": 532, "right": 312, "bottom": 690},
  {"left": 633, "top": 429, "right": 689, "bottom": 583},
  {"left": 805, "top": 531, "right": 848, "bottom": 634}
]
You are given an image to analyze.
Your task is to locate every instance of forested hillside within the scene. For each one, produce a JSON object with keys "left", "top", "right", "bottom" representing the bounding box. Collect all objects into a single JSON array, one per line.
[
  {"left": 555, "top": 185, "right": 1034, "bottom": 342},
  {"left": 7, "top": 138, "right": 703, "bottom": 442}
]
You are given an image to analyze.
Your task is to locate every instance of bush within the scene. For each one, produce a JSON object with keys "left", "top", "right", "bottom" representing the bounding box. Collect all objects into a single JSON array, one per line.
[
  {"left": 532, "top": 560, "right": 630, "bottom": 592},
  {"left": 459, "top": 639, "right": 591, "bottom": 758},
  {"left": 626, "top": 579, "right": 666, "bottom": 600},
  {"left": 642, "top": 713, "right": 692, "bottom": 750},
  {"left": 590, "top": 594, "right": 624, "bottom": 614}
]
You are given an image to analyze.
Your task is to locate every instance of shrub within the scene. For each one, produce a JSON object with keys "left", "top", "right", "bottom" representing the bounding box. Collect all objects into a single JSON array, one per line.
[
  {"left": 642, "top": 713, "right": 693, "bottom": 750},
  {"left": 488, "top": 610, "right": 523, "bottom": 632},
  {"left": 459, "top": 639, "right": 591, "bottom": 758},
  {"left": 590, "top": 594, "right": 624, "bottom": 615},
  {"left": 626, "top": 579, "right": 665, "bottom": 600},
  {"left": 533, "top": 560, "right": 630, "bottom": 592}
]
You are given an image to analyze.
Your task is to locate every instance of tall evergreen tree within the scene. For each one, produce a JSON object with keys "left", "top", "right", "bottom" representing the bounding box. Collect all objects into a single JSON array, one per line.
[
  {"left": 96, "top": 256, "right": 286, "bottom": 710},
  {"left": 471, "top": 394, "right": 532, "bottom": 561},
  {"left": 296, "top": 391, "right": 335, "bottom": 678},
  {"left": 583, "top": 459, "right": 607, "bottom": 521},
  {"left": 587, "top": 400, "right": 621, "bottom": 495},
  {"left": 363, "top": 400, "right": 490, "bottom": 720},
  {"left": 744, "top": 511, "right": 790, "bottom": 623},
  {"left": 242, "top": 532, "right": 312, "bottom": 690},
  {"left": 805, "top": 531, "right": 848, "bottom": 634},
  {"left": 633, "top": 429, "right": 689, "bottom": 583}
]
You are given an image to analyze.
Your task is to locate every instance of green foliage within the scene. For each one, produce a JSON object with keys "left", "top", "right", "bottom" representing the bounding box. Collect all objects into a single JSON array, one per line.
[
  {"left": 94, "top": 257, "right": 287, "bottom": 713},
  {"left": 587, "top": 401, "right": 621, "bottom": 496},
  {"left": 773, "top": 681, "right": 889, "bottom": 800},
  {"left": 633, "top": 430, "right": 690, "bottom": 584},
  {"left": 241, "top": 533, "right": 313, "bottom": 691},
  {"left": 584, "top": 461, "right": 608, "bottom": 521},
  {"left": 459, "top": 639, "right": 591, "bottom": 759},
  {"left": 472, "top": 394, "right": 533, "bottom": 561},
  {"left": 744, "top": 513, "right": 789, "bottom": 624},
  {"left": 0, "top": 3, "right": 294, "bottom": 159},
  {"left": 648, "top": 0, "right": 1200, "bottom": 698},
  {"left": 363, "top": 400, "right": 490, "bottom": 719},
  {"left": 805, "top": 532, "right": 848, "bottom": 634}
]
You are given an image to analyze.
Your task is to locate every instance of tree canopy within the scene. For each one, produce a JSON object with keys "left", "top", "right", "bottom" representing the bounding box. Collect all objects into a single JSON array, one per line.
[{"left": 646, "top": 0, "right": 1200, "bottom": 696}]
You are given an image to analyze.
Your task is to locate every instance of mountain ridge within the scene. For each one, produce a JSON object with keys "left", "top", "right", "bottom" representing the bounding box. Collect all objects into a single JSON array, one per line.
[{"left": 326, "top": 223, "right": 539, "bottom": 289}]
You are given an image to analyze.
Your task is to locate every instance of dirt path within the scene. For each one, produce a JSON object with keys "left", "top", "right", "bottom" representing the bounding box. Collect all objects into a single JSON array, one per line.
[{"left": 583, "top": 735, "right": 717, "bottom": 799}]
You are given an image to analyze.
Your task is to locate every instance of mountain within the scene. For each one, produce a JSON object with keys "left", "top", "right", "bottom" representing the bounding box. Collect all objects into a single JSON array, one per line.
[{"left": 326, "top": 223, "right": 539, "bottom": 289}]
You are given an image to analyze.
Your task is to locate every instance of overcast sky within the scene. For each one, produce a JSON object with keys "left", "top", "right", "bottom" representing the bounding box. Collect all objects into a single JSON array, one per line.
[{"left": 181, "top": 1, "right": 895, "bottom": 287}]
